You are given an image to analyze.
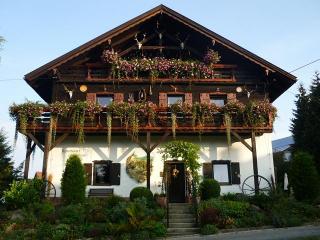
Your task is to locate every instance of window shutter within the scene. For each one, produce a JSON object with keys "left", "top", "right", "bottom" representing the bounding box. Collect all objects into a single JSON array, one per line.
[
  {"left": 114, "top": 93, "right": 124, "bottom": 103},
  {"left": 231, "top": 162, "right": 240, "bottom": 184},
  {"left": 202, "top": 162, "right": 213, "bottom": 179},
  {"left": 227, "top": 93, "right": 237, "bottom": 103},
  {"left": 185, "top": 93, "right": 192, "bottom": 105},
  {"left": 86, "top": 93, "right": 96, "bottom": 104},
  {"left": 83, "top": 163, "right": 92, "bottom": 185},
  {"left": 200, "top": 93, "right": 210, "bottom": 104},
  {"left": 159, "top": 92, "right": 167, "bottom": 108},
  {"left": 109, "top": 163, "right": 121, "bottom": 185}
]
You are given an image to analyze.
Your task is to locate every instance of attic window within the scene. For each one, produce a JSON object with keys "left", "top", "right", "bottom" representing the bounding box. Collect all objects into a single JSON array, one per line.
[
  {"left": 210, "top": 95, "right": 226, "bottom": 107},
  {"left": 97, "top": 95, "right": 113, "bottom": 107},
  {"left": 168, "top": 94, "right": 184, "bottom": 106}
]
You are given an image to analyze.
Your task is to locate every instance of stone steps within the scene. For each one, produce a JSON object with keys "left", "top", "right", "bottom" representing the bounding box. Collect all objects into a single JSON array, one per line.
[{"left": 167, "top": 203, "right": 199, "bottom": 236}]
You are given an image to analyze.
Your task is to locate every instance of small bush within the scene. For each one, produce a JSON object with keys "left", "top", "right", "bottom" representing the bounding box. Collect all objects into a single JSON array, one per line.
[
  {"left": 221, "top": 193, "right": 248, "bottom": 202},
  {"left": 129, "top": 187, "right": 153, "bottom": 202},
  {"left": 106, "top": 195, "right": 126, "bottom": 208},
  {"left": 61, "top": 154, "right": 86, "bottom": 204},
  {"left": 248, "top": 193, "right": 272, "bottom": 210},
  {"left": 149, "top": 221, "right": 166, "bottom": 238},
  {"left": 3, "top": 179, "right": 44, "bottom": 209},
  {"left": 199, "top": 199, "right": 250, "bottom": 219},
  {"left": 289, "top": 151, "right": 320, "bottom": 201},
  {"left": 30, "top": 201, "right": 55, "bottom": 222},
  {"left": 36, "top": 222, "right": 54, "bottom": 240},
  {"left": 199, "top": 179, "right": 220, "bottom": 200},
  {"left": 84, "top": 198, "right": 107, "bottom": 223},
  {"left": 236, "top": 208, "right": 271, "bottom": 228},
  {"left": 200, "top": 224, "right": 218, "bottom": 235},
  {"left": 199, "top": 207, "right": 219, "bottom": 226},
  {"left": 57, "top": 204, "right": 85, "bottom": 225}
]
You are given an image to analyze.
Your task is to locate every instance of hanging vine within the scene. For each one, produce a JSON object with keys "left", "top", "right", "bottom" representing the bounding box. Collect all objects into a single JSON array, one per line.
[
  {"left": 49, "top": 101, "right": 71, "bottom": 143},
  {"left": 222, "top": 101, "right": 245, "bottom": 145}
]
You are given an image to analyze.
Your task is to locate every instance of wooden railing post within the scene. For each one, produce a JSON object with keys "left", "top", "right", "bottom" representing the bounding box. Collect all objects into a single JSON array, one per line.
[
  {"left": 251, "top": 131, "right": 259, "bottom": 194},
  {"left": 42, "top": 131, "right": 51, "bottom": 181}
]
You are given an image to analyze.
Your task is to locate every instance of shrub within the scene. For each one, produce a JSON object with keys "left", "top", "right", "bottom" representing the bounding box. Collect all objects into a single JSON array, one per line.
[
  {"left": 199, "top": 199, "right": 250, "bottom": 219},
  {"left": 52, "top": 224, "right": 71, "bottom": 240},
  {"left": 129, "top": 187, "right": 153, "bottom": 202},
  {"left": 30, "top": 201, "right": 55, "bottom": 222},
  {"left": 199, "top": 179, "right": 220, "bottom": 200},
  {"left": 57, "top": 204, "right": 85, "bottom": 225},
  {"left": 235, "top": 208, "right": 271, "bottom": 228},
  {"left": 3, "top": 179, "right": 44, "bottom": 209},
  {"left": 248, "top": 193, "right": 272, "bottom": 210},
  {"left": 289, "top": 151, "right": 320, "bottom": 201},
  {"left": 36, "top": 222, "right": 54, "bottom": 240},
  {"left": 149, "top": 221, "right": 166, "bottom": 238},
  {"left": 106, "top": 195, "right": 126, "bottom": 208},
  {"left": 199, "top": 207, "right": 219, "bottom": 226},
  {"left": 221, "top": 193, "right": 248, "bottom": 202},
  {"left": 200, "top": 224, "right": 218, "bottom": 235},
  {"left": 61, "top": 154, "right": 86, "bottom": 204}
]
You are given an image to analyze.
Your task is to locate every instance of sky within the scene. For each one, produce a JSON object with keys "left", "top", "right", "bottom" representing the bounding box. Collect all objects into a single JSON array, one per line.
[{"left": 1, "top": 0, "right": 320, "bottom": 175}]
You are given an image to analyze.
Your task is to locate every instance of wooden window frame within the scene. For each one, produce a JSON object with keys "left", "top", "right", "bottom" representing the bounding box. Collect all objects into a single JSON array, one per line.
[
  {"left": 96, "top": 93, "right": 114, "bottom": 107},
  {"left": 209, "top": 94, "right": 227, "bottom": 107},
  {"left": 212, "top": 160, "right": 232, "bottom": 185},
  {"left": 93, "top": 160, "right": 112, "bottom": 186},
  {"left": 167, "top": 93, "right": 185, "bottom": 106}
]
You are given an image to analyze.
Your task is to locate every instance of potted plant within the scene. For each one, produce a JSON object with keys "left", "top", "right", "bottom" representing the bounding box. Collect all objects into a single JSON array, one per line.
[{"left": 155, "top": 193, "right": 167, "bottom": 208}]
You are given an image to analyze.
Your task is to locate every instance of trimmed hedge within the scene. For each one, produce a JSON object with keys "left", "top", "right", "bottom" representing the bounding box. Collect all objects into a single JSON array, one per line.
[
  {"left": 199, "top": 179, "right": 220, "bottom": 200},
  {"left": 129, "top": 187, "right": 153, "bottom": 202}
]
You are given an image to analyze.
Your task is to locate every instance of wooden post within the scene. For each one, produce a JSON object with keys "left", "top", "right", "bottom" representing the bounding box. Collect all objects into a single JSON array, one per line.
[
  {"left": 24, "top": 138, "right": 32, "bottom": 179},
  {"left": 42, "top": 131, "right": 51, "bottom": 180},
  {"left": 146, "top": 132, "right": 151, "bottom": 190},
  {"left": 251, "top": 131, "right": 259, "bottom": 194}
]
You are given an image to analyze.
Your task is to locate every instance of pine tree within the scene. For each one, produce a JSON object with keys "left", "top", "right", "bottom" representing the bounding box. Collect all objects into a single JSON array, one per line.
[
  {"left": 290, "top": 84, "right": 309, "bottom": 151},
  {"left": 0, "top": 129, "right": 14, "bottom": 197},
  {"left": 291, "top": 72, "right": 320, "bottom": 173},
  {"left": 304, "top": 72, "right": 320, "bottom": 171}
]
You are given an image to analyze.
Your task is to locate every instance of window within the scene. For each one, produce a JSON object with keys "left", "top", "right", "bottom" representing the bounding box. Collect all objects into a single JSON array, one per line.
[
  {"left": 212, "top": 160, "right": 231, "bottom": 184},
  {"left": 93, "top": 161, "right": 111, "bottom": 185},
  {"left": 97, "top": 95, "right": 113, "bottom": 107},
  {"left": 168, "top": 94, "right": 184, "bottom": 106},
  {"left": 210, "top": 95, "right": 226, "bottom": 107}
]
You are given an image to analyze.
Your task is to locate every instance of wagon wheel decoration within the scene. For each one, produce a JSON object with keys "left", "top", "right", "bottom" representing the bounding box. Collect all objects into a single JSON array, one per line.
[
  {"left": 41, "top": 180, "right": 56, "bottom": 198},
  {"left": 241, "top": 175, "right": 272, "bottom": 195}
]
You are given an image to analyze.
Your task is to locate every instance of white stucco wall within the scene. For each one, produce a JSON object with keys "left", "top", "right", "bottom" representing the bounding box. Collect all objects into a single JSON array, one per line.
[{"left": 47, "top": 133, "right": 274, "bottom": 197}]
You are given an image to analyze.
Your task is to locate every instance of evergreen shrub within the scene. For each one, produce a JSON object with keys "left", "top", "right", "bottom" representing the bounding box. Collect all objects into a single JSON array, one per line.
[
  {"left": 61, "top": 154, "right": 86, "bottom": 204},
  {"left": 199, "top": 178, "right": 220, "bottom": 200}
]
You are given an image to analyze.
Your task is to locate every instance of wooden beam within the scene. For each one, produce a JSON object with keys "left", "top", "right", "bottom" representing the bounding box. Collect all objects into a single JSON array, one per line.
[
  {"left": 251, "top": 131, "right": 259, "bottom": 194},
  {"left": 150, "top": 132, "right": 171, "bottom": 152},
  {"left": 26, "top": 133, "right": 44, "bottom": 152},
  {"left": 42, "top": 131, "right": 51, "bottom": 181},
  {"left": 131, "top": 135, "right": 147, "bottom": 152},
  {"left": 24, "top": 138, "right": 36, "bottom": 179},
  {"left": 231, "top": 131, "right": 252, "bottom": 152},
  {"left": 146, "top": 132, "right": 151, "bottom": 189},
  {"left": 50, "top": 133, "right": 69, "bottom": 150}
]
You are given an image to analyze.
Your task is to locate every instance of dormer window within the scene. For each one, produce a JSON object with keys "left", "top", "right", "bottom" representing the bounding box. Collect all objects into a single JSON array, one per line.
[
  {"left": 97, "top": 95, "right": 113, "bottom": 107},
  {"left": 210, "top": 95, "right": 226, "bottom": 107},
  {"left": 168, "top": 94, "right": 184, "bottom": 106}
]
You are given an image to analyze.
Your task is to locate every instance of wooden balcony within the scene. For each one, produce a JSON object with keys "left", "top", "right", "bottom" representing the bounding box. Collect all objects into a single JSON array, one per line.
[{"left": 24, "top": 107, "right": 273, "bottom": 135}]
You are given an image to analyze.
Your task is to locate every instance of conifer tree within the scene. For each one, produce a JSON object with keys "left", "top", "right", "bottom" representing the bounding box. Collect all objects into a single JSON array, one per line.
[
  {"left": 290, "top": 84, "right": 309, "bottom": 151},
  {"left": 0, "top": 129, "right": 14, "bottom": 197}
]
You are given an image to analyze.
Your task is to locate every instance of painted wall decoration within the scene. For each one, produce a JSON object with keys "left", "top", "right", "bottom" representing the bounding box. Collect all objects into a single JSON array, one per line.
[{"left": 126, "top": 153, "right": 153, "bottom": 183}]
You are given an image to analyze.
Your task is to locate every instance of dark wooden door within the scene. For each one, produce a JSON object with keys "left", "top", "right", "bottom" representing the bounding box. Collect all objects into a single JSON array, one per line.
[{"left": 168, "top": 162, "right": 185, "bottom": 203}]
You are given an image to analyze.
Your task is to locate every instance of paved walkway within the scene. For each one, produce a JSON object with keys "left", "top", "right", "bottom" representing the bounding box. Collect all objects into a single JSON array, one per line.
[{"left": 166, "top": 225, "right": 320, "bottom": 240}]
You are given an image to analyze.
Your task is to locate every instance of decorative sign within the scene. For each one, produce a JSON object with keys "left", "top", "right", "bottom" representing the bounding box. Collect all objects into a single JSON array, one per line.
[{"left": 126, "top": 153, "right": 153, "bottom": 183}]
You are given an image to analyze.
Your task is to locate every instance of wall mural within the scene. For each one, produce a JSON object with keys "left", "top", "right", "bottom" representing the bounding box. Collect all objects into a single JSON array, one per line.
[{"left": 126, "top": 153, "right": 153, "bottom": 183}]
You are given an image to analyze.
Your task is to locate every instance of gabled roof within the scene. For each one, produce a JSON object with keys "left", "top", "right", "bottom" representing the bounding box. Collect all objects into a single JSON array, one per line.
[{"left": 25, "top": 4, "right": 296, "bottom": 83}]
